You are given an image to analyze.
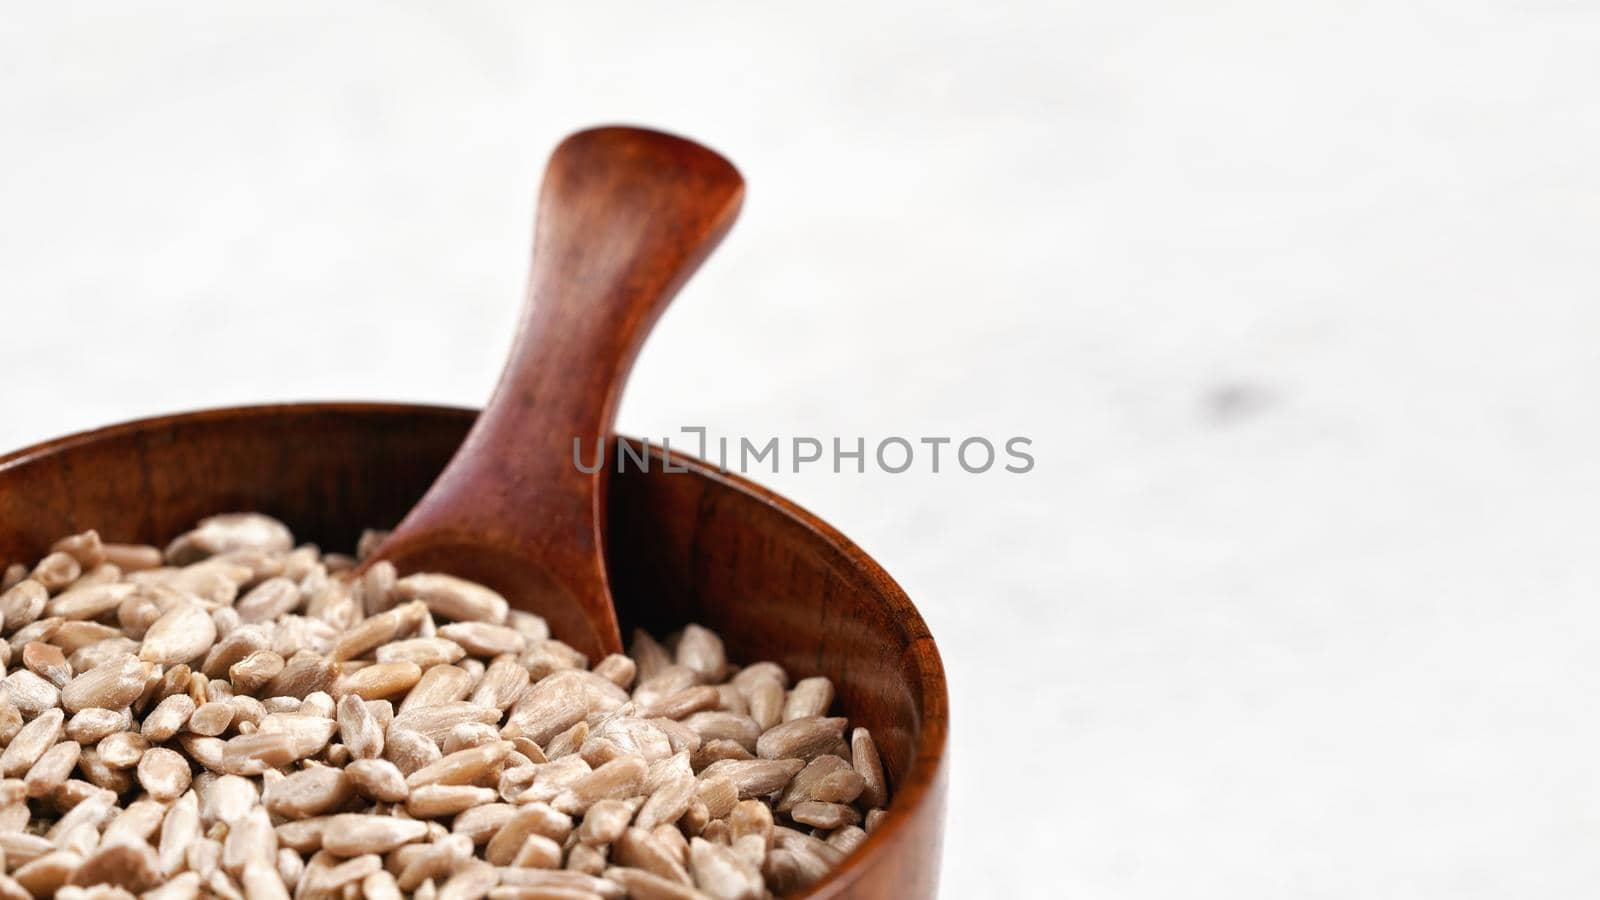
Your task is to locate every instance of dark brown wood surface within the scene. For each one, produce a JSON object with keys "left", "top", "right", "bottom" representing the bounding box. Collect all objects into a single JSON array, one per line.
[
  {"left": 370, "top": 126, "right": 744, "bottom": 661},
  {"left": 0, "top": 405, "right": 949, "bottom": 898}
]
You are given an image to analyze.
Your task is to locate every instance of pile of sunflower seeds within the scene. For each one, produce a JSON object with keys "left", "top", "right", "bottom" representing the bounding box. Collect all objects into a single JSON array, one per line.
[{"left": 0, "top": 514, "right": 890, "bottom": 900}]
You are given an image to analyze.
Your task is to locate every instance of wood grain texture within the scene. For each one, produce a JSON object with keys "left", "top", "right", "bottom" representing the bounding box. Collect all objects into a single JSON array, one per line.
[
  {"left": 368, "top": 127, "right": 745, "bottom": 661},
  {"left": 0, "top": 404, "right": 948, "bottom": 898}
]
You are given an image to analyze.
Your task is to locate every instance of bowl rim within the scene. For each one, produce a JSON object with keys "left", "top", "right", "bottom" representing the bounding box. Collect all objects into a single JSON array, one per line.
[{"left": 0, "top": 401, "right": 949, "bottom": 897}]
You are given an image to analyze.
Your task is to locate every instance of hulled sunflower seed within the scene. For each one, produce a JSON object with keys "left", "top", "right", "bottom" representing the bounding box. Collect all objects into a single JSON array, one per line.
[
  {"left": 139, "top": 603, "right": 217, "bottom": 666},
  {"left": 319, "top": 814, "right": 428, "bottom": 856},
  {"left": 394, "top": 575, "right": 509, "bottom": 625}
]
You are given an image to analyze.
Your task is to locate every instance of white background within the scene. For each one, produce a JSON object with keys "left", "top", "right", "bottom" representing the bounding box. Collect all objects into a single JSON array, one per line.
[{"left": 4, "top": 3, "right": 1600, "bottom": 897}]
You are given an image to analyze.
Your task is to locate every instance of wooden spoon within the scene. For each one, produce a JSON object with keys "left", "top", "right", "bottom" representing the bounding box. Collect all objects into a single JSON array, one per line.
[{"left": 364, "top": 126, "right": 744, "bottom": 660}]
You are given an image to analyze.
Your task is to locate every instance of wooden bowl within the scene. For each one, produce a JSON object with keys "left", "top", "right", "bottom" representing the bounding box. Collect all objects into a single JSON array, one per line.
[{"left": 0, "top": 403, "right": 949, "bottom": 898}]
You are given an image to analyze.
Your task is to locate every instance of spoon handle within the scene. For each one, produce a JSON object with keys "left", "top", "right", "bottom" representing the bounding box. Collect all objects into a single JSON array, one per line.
[{"left": 375, "top": 126, "right": 744, "bottom": 656}]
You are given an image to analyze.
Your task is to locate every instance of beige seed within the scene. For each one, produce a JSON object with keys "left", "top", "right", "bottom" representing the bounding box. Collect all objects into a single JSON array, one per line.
[
  {"left": 6, "top": 669, "right": 61, "bottom": 717},
  {"left": 262, "top": 766, "right": 351, "bottom": 818},
  {"left": 603, "top": 867, "right": 703, "bottom": 900},
  {"left": 239, "top": 859, "right": 290, "bottom": 900},
  {"left": 357, "top": 556, "right": 396, "bottom": 613},
  {"left": 782, "top": 677, "right": 833, "bottom": 722},
  {"left": 45, "top": 582, "right": 137, "bottom": 621},
  {"left": 493, "top": 869, "right": 622, "bottom": 897},
  {"left": 593, "top": 654, "right": 637, "bottom": 690},
  {"left": 745, "top": 679, "right": 783, "bottom": 732},
  {"left": 637, "top": 686, "right": 721, "bottom": 721},
  {"left": 329, "top": 602, "right": 424, "bottom": 661},
  {"left": 362, "top": 870, "right": 402, "bottom": 900},
  {"left": 405, "top": 784, "right": 498, "bottom": 818},
  {"left": 863, "top": 808, "right": 887, "bottom": 832},
  {"left": 344, "top": 758, "right": 409, "bottom": 803},
  {"left": 850, "top": 727, "right": 888, "bottom": 809},
  {"left": 116, "top": 594, "right": 162, "bottom": 639},
  {"left": 165, "top": 514, "right": 293, "bottom": 563},
  {"left": 470, "top": 656, "right": 530, "bottom": 711},
  {"left": 506, "top": 834, "right": 564, "bottom": 870},
  {"left": 272, "top": 818, "right": 328, "bottom": 854},
  {"left": 437, "top": 859, "right": 498, "bottom": 900},
  {"left": 405, "top": 740, "right": 512, "bottom": 788},
  {"left": 105, "top": 798, "right": 169, "bottom": 844},
  {"left": 696, "top": 759, "right": 804, "bottom": 801},
  {"left": 398, "top": 665, "right": 473, "bottom": 712},
  {"left": 826, "top": 825, "right": 866, "bottom": 853},
  {"left": 628, "top": 632, "right": 673, "bottom": 683},
  {"left": 1, "top": 708, "right": 64, "bottom": 776},
  {"left": 19, "top": 642, "right": 68, "bottom": 690},
  {"left": 319, "top": 815, "right": 428, "bottom": 857},
  {"left": 391, "top": 701, "right": 502, "bottom": 745},
  {"left": 77, "top": 747, "right": 134, "bottom": 792},
  {"left": 142, "top": 694, "right": 197, "bottom": 741},
  {"left": 374, "top": 638, "right": 467, "bottom": 669},
  {"left": 138, "top": 747, "right": 193, "bottom": 801},
  {"left": 51, "top": 531, "right": 106, "bottom": 569},
  {"left": 681, "top": 712, "right": 760, "bottom": 753},
  {"left": 299, "top": 691, "right": 335, "bottom": 718},
  {"left": 143, "top": 872, "right": 202, "bottom": 900},
  {"left": 222, "top": 806, "right": 278, "bottom": 874},
  {"left": 396, "top": 834, "right": 473, "bottom": 891},
  {"left": 789, "top": 801, "right": 859, "bottom": 830},
  {"left": 689, "top": 837, "right": 763, "bottom": 900},
  {"left": 576, "top": 798, "right": 634, "bottom": 846},
  {"left": 437, "top": 622, "right": 525, "bottom": 657},
  {"left": 484, "top": 803, "right": 573, "bottom": 865},
  {"left": 221, "top": 729, "right": 324, "bottom": 774},
  {"left": 691, "top": 739, "right": 751, "bottom": 771},
  {"left": 566, "top": 844, "right": 607, "bottom": 877},
  {"left": 334, "top": 661, "right": 422, "bottom": 701},
  {"left": 614, "top": 828, "right": 691, "bottom": 886},
  {"left": 60, "top": 624, "right": 132, "bottom": 659},
  {"left": 776, "top": 755, "right": 861, "bottom": 812},
  {"left": 94, "top": 727, "right": 151, "bottom": 765},
  {"left": 229, "top": 650, "right": 285, "bottom": 695},
  {"left": 503, "top": 676, "right": 595, "bottom": 745},
  {"left": 394, "top": 574, "right": 509, "bottom": 624},
  {"left": 384, "top": 728, "right": 444, "bottom": 776},
  {"left": 9, "top": 615, "right": 63, "bottom": 654},
  {"left": 188, "top": 701, "right": 235, "bottom": 736},
  {"left": 452, "top": 802, "right": 519, "bottom": 844},
  {"left": 235, "top": 573, "right": 300, "bottom": 624},
  {"left": 544, "top": 722, "right": 590, "bottom": 761},
  {"left": 201, "top": 627, "right": 272, "bottom": 679},
  {"left": 336, "top": 693, "right": 384, "bottom": 760},
  {"left": 443, "top": 722, "right": 502, "bottom": 754},
  {"left": 70, "top": 840, "right": 162, "bottom": 893},
  {"left": 552, "top": 755, "right": 647, "bottom": 815},
  {"left": 100, "top": 543, "right": 163, "bottom": 573},
  {"left": 674, "top": 625, "right": 726, "bottom": 683},
  {"left": 261, "top": 651, "right": 340, "bottom": 699},
  {"left": 635, "top": 771, "right": 696, "bottom": 831},
  {"left": 31, "top": 552, "right": 83, "bottom": 592},
  {"left": 156, "top": 792, "right": 201, "bottom": 877},
  {"left": 754, "top": 716, "right": 846, "bottom": 761},
  {"left": 24, "top": 740, "right": 80, "bottom": 798},
  {"left": 139, "top": 602, "right": 217, "bottom": 665},
  {"left": 0, "top": 580, "right": 47, "bottom": 632}
]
